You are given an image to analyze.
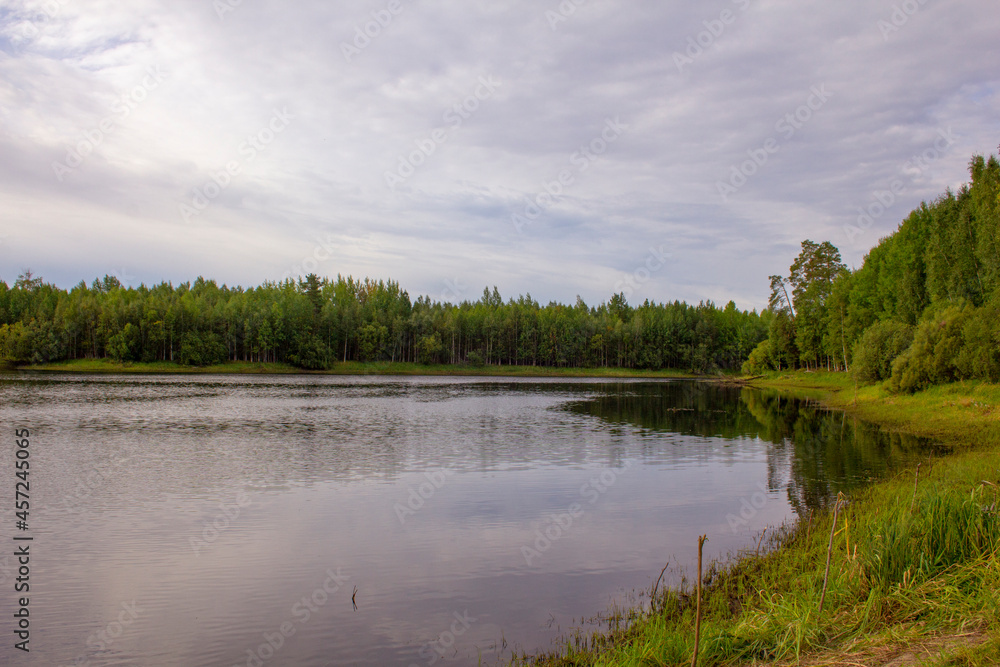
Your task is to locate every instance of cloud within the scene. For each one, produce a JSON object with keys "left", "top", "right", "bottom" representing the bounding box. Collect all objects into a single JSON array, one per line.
[{"left": 1, "top": 0, "right": 998, "bottom": 309}]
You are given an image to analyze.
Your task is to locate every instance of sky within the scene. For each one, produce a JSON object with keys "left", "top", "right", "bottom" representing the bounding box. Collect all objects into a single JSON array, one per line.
[{"left": 1, "top": 0, "right": 998, "bottom": 311}]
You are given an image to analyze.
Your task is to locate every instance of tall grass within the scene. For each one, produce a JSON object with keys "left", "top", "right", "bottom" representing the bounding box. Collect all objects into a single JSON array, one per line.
[{"left": 859, "top": 483, "right": 1000, "bottom": 593}]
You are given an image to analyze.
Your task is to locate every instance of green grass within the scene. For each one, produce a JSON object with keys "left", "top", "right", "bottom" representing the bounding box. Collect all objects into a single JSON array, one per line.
[
  {"left": 323, "top": 362, "right": 698, "bottom": 378},
  {"left": 15, "top": 358, "right": 701, "bottom": 378},
  {"left": 17, "top": 358, "right": 305, "bottom": 374},
  {"left": 511, "top": 372, "right": 1000, "bottom": 666}
]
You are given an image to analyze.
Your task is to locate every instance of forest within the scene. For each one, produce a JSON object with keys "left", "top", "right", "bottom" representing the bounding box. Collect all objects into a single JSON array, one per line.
[
  {"left": 0, "top": 272, "right": 767, "bottom": 372},
  {"left": 745, "top": 150, "right": 1000, "bottom": 391},
  {"left": 4, "top": 148, "right": 997, "bottom": 379}
]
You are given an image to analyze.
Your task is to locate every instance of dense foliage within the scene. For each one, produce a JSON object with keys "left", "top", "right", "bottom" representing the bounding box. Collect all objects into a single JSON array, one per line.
[
  {"left": 0, "top": 272, "right": 767, "bottom": 372},
  {"left": 745, "top": 149, "right": 1000, "bottom": 391},
  {"left": 9, "top": 148, "right": 996, "bottom": 379}
]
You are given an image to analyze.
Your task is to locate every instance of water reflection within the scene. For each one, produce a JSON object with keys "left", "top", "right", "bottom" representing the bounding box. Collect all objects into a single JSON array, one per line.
[
  {"left": 0, "top": 374, "right": 935, "bottom": 667},
  {"left": 570, "top": 382, "right": 940, "bottom": 513}
]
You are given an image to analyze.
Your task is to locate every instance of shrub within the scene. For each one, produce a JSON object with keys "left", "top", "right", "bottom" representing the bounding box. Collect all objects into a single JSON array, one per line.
[
  {"left": 293, "top": 337, "right": 329, "bottom": 370},
  {"left": 741, "top": 339, "right": 773, "bottom": 375},
  {"left": 178, "top": 331, "right": 227, "bottom": 366},
  {"left": 954, "top": 296, "right": 1000, "bottom": 381},
  {"left": 107, "top": 322, "right": 140, "bottom": 363},
  {"left": 889, "top": 306, "right": 967, "bottom": 393},
  {"left": 851, "top": 320, "right": 914, "bottom": 384},
  {"left": 416, "top": 333, "right": 444, "bottom": 365}
]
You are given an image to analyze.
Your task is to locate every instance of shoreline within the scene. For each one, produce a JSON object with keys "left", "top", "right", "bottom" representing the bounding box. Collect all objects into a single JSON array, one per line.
[
  {"left": 9, "top": 364, "right": 995, "bottom": 663},
  {"left": 520, "top": 371, "right": 999, "bottom": 666},
  {"left": 6, "top": 358, "right": 707, "bottom": 379}
]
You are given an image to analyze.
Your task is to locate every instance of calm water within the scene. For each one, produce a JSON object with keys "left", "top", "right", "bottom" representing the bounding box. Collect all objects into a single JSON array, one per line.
[{"left": 0, "top": 375, "right": 933, "bottom": 666}]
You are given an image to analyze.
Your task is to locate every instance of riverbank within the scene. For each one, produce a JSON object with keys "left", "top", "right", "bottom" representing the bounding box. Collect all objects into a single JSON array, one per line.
[
  {"left": 10, "top": 358, "right": 699, "bottom": 378},
  {"left": 517, "top": 371, "right": 1000, "bottom": 666}
]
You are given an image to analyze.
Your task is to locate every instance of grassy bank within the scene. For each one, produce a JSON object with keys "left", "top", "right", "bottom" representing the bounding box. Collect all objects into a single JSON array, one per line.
[
  {"left": 13, "top": 358, "right": 698, "bottom": 378},
  {"left": 15, "top": 359, "right": 305, "bottom": 374},
  {"left": 518, "top": 372, "right": 1000, "bottom": 666}
]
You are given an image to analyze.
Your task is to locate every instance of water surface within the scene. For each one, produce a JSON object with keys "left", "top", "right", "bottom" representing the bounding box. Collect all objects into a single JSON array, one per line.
[{"left": 0, "top": 375, "right": 932, "bottom": 666}]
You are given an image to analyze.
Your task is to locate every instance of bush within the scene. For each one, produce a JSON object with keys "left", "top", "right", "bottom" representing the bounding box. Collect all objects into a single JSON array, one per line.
[
  {"left": 292, "top": 337, "right": 329, "bottom": 370},
  {"left": 107, "top": 322, "right": 140, "bottom": 363},
  {"left": 889, "top": 306, "right": 967, "bottom": 393},
  {"left": 851, "top": 320, "right": 914, "bottom": 384},
  {"left": 178, "top": 331, "right": 227, "bottom": 366},
  {"left": 888, "top": 298, "right": 1000, "bottom": 391},
  {"left": 0, "top": 320, "right": 65, "bottom": 364},
  {"left": 358, "top": 323, "right": 388, "bottom": 362},
  {"left": 954, "top": 296, "right": 1000, "bottom": 381},
  {"left": 416, "top": 333, "right": 444, "bottom": 365},
  {"left": 741, "top": 340, "right": 773, "bottom": 375}
]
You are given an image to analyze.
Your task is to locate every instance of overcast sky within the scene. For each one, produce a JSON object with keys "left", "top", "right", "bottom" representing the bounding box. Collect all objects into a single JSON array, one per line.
[{"left": 1, "top": 0, "right": 998, "bottom": 309}]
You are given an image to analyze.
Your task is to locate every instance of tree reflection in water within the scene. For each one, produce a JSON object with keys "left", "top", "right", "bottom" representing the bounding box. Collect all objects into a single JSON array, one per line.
[{"left": 567, "top": 381, "right": 941, "bottom": 516}]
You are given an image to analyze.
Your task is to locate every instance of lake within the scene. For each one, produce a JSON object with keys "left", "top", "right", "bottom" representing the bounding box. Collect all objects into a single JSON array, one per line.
[{"left": 0, "top": 375, "right": 933, "bottom": 666}]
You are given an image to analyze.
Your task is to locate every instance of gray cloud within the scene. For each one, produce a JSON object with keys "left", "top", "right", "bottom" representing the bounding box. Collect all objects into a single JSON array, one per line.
[{"left": 1, "top": 0, "right": 998, "bottom": 309}]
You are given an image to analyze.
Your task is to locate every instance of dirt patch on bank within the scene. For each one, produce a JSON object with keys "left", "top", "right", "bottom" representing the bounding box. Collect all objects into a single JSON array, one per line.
[{"left": 773, "top": 631, "right": 991, "bottom": 666}]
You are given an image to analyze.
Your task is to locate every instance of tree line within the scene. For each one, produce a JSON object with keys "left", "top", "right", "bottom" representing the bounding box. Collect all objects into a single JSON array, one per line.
[
  {"left": 745, "top": 148, "right": 1000, "bottom": 391},
  {"left": 0, "top": 272, "right": 768, "bottom": 372}
]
